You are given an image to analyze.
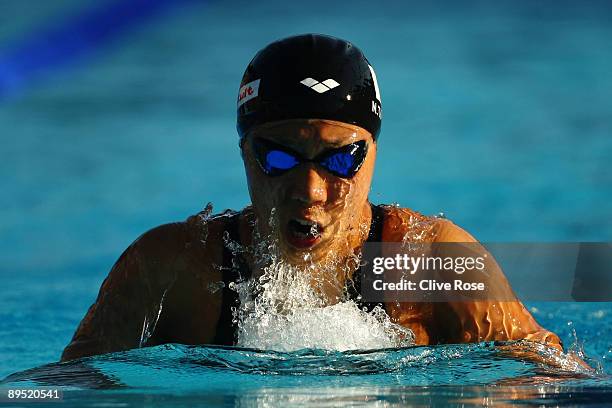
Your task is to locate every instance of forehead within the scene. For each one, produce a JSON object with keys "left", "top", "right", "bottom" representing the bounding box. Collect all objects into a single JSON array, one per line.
[{"left": 249, "top": 119, "right": 372, "bottom": 149}]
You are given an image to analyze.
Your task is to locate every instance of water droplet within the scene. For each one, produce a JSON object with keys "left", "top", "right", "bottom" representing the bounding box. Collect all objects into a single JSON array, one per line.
[{"left": 207, "top": 281, "right": 225, "bottom": 294}]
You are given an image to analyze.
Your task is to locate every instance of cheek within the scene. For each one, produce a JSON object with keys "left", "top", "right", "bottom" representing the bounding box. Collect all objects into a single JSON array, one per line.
[
  {"left": 245, "top": 159, "right": 271, "bottom": 203},
  {"left": 244, "top": 155, "right": 286, "bottom": 217}
]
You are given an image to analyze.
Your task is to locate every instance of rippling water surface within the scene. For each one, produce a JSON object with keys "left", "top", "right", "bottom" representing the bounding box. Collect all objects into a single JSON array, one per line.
[{"left": 2, "top": 340, "right": 611, "bottom": 407}]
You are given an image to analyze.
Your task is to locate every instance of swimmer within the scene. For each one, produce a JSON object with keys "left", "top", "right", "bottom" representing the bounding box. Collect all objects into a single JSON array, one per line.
[{"left": 61, "top": 34, "right": 563, "bottom": 362}]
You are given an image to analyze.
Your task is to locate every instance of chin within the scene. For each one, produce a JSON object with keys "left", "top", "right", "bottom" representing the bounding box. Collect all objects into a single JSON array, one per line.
[{"left": 279, "top": 238, "right": 332, "bottom": 264}]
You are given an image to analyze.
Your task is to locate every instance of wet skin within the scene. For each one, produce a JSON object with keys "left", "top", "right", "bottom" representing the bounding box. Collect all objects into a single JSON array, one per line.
[
  {"left": 61, "top": 119, "right": 567, "bottom": 363},
  {"left": 243, "top": 119, "right": 375, "bottom": 265}
]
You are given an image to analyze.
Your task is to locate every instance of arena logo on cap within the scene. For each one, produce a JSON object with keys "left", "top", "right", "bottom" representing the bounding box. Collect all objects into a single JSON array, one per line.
[
  {"left": 300, "top": 78, "right": 340, "bottom": 94},
  {"left": 238, "top": 79, "right": 261, "bottom": 107}
]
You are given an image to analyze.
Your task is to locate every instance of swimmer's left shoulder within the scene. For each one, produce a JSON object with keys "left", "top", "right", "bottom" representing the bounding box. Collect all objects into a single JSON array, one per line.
[
  {"left": 378, "top": 204, "right": 476, "bottom": 243},
  {"left": 431, "top": 218, "right": 477, "bottom": 243}
]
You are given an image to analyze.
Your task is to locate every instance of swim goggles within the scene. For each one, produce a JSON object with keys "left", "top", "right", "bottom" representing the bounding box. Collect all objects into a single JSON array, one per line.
[{"left": 251, "top": 138, "right": 368, "bottom": 178}]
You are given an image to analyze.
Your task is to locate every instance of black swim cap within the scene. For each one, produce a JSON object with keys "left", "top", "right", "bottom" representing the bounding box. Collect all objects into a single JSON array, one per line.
[{"left": 237, "top": 34, "right": 382, "bottom": 140}]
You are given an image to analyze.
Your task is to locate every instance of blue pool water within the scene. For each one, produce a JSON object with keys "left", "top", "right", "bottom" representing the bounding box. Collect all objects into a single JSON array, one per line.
[
  {"left": 2, "top": 339, "right": 611, "bottom": 406},
  {"left": 1, "top": 0, "right": 611, "bottom": 405}
]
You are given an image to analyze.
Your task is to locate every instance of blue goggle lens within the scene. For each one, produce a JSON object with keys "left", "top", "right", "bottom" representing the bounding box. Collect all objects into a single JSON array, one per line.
[
  {"left": 265, "top": 150, "right": 299, "bottom": 173},
  {"left": 252, "top": 139, "right": 368, "bottom": 179},
  {"left": 320, "top": 152, "right": 355, "bottom": 178}
]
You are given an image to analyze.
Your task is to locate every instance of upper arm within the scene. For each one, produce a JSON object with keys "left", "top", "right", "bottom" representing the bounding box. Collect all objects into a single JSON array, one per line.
[
  {"left": 384, "top": 209, "right": 562, "bottom": 350},
  {"left": 433, "top": 220, "right": 562, "bottom": 349},
  {"left": 61, "top": 222, "right": 201, "bottom": 361}
]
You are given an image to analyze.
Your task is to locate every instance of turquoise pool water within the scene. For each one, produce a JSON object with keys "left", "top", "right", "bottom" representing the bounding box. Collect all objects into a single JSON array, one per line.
[
  {"left": 2, "top": 339, "right": 611, "bottom": 406},
  {"left": 1, "top": 0, "right": 611, "bottom": 405}
]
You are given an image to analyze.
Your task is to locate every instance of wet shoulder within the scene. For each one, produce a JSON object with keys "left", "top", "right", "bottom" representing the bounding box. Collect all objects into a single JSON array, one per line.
[
  {"left": 181, "top": 205, "right": 254, "bottom": 269},
  {"left": 378, "top": 205, "right": 476, "bottom": 243},
  {"left": 184, "top": 205, "right": 256, "bottom": 249},
  {"left": 121, "top": 206, "right": 252, "bottom": 283}
]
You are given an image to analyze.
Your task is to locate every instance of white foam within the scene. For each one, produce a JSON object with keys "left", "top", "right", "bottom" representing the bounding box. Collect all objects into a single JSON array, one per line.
[
  {"left": 232, "top": 241, "right": 414, "bottom": 351},
  {"left": 237, "top": 299, "right": 413, "bottom": 352},
  {"left": 225, "top": 207, "right": 414, "bottom": 352}
]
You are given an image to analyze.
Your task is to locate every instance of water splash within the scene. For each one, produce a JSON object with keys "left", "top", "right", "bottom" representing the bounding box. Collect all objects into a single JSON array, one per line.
[
  {"left": 139, "top": 288, "right": 168, "bottom": 347},
  {"left": 226, "top": 208, "right": 414, "bottom": 352},
  {"left": 566, "top": 321, "right": 604, "bottom": 374},
  {"left": 187, "top": 202, "right": 214, "bottom": 244},
  {"left": 207, "top": 281, "right": 225, "bottom": 294}
]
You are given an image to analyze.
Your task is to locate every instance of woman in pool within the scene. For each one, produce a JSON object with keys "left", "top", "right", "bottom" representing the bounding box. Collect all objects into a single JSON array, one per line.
[{"left": 61, "top": 34, "right": 563, "bottom": 362}]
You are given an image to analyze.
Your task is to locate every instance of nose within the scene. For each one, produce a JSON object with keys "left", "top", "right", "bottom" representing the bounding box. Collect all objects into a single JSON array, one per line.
[{"left": 289, "top": 165, "right": 327, "bottom": 205}]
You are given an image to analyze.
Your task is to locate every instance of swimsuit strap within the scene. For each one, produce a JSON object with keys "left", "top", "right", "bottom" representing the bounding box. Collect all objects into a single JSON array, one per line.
[
  {"left": 350, "top": 203, "right": 385, "bottom": 312},
  {"left": 213, "top": 212, "right": 248, "bottom": 345},
  {"left": 366, "top": 203, "right": 385, "bottom": 244}
]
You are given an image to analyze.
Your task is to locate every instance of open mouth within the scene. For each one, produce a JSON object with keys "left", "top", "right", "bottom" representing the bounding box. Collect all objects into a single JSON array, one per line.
[{"left": 286, "top": 219, "right": 323, "bottom": 249}]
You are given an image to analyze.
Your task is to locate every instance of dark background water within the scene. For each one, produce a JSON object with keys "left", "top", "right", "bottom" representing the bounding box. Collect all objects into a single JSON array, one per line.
[{"left": 0, "top": 0, "right": 610, "bottom": 398}]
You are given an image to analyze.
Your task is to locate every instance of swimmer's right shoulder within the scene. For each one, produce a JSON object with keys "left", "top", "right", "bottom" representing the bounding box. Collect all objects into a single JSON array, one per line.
[
  {"left": 139, "top": 207, "right": 250, "bottom": 343},
  {"left": 130, "top": 206, "right": 249, "bottom": 269},
  {"left": 61, "top": 207, "right": 249, "bottom": 361},
  {"left": 108, "top": 206, "right": 253, "bottom": 287}
]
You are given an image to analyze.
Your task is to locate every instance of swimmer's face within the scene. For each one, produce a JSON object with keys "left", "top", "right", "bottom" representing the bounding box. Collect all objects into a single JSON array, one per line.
[{"left": 241, "top": 119, "right": 376, "bottom": 263}]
